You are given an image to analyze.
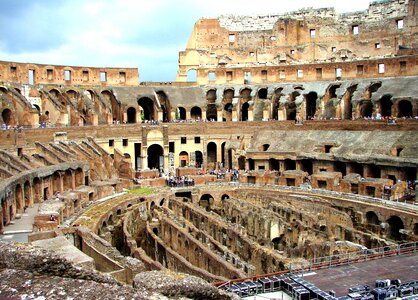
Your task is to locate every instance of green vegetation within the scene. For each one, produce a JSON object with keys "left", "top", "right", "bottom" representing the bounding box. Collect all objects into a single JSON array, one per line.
[{"left": 128, "top": 186, "right": 156, "bottom": 196}]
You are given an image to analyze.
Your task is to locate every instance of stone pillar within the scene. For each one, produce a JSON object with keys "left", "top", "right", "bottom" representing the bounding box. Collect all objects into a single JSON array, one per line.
[
  {"left": 296, "top": 161, "right": 303, "bottom": 171},
  {"left": 186, "top": 110, "right": 191, "bottom": 120},
  {"left": 217, "top": 109, "right": 222, "bottom": 122}
]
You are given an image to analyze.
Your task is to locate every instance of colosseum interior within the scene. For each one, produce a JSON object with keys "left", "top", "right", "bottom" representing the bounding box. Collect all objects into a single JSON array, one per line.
[{"left": 0, "top": 0, "right": 417, "bottom": 299}]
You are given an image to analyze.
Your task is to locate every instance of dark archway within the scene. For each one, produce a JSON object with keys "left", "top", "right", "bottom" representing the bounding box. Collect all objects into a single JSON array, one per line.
[
  {"left": 195, "top": 151, "right": 203, "bottom": 168},
  {"left": 138, "top": 97, "right": 154, "bottom": 121},
  {"left": 366, "top": 211, "right": 380, "bottom": 226},
  {"left": 177, "top": 106, "right": 186, "bottom": 120},
  {"left": 191, "top": 106, "right": 202, "bottom": 120},
  {"left": 147, "top": 144, "right": 164, "bottom": 170},
  {"left": 258, "top": 88, "right": 268, "bottom": 99},
  {"left": 206, "top": 89, "right": 217, "bottom": 103},
  {"left": 238, "top": 156, "right": 246, "bottom": 170},
  {"left": 284, "top": 159, "right": 296, "bottom": 171},
  {"left": 206, "top": 104, "right": 217, "bottom": 121},
  {"left": 397, "top": 100, "right": 413, "bottom": 118},
  {"left": 1, "top": 108, "right": 13, "bottom": 125},
  {"left": 306, "top": 92, "right": 317, "bottom": 120},
  {"left": 207, "top": 142, "right": 217, "bottom": 168},
  {"left": 127, "top": 107, "right": 136, "bottom": 123},
  {"left": 269, "top": 159, "right": 280, "bottom": 171},
  {"left": 359, "top": 100, "right": 373, "bottom": 118},
  {"left": 286, "top": 101, "right": 297, "bottom": 120},
  {"left": 241, "top": 102, "right": 249, "bottom": 121},
  {"left": 387, "top": 216, "right": 404, "bottom": 241},
  {"left": 379, "top": 95, "right": 393, "bottom": 117}
]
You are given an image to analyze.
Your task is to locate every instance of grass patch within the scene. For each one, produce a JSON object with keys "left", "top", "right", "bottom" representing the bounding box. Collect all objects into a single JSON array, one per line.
[{"left": 128, "top": 186, "right": 156, "bottom": 196}]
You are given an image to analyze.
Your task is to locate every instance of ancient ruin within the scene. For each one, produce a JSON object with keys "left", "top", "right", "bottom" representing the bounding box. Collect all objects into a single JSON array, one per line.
[{"left": 0, "top": 0, "right": 417, "bottom": 298}]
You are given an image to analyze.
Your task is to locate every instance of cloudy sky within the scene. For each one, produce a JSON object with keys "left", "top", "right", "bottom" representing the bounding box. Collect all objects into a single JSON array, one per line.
[{"left": 0, "top": 0, "right": 372, "bottom": 82}]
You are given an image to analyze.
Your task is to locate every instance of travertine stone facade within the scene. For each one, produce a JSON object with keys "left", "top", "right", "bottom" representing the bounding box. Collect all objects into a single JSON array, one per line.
[{"left": 177, "top": 0, "right": 418, "bottom": 84}]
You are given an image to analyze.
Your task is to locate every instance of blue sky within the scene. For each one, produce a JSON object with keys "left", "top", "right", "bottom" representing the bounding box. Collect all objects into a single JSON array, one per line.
[{"left": 0, "top": 0, "right": 372, "bottom": 82}]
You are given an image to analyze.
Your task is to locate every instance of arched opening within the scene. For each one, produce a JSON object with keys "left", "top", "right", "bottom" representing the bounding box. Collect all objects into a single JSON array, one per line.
[
  {"left": 138, "top": 97, "right": 155, "bottom": 121},
  {"left": 190, "top": 106, "right": 202, "bottom": 120},
  {"left": 179, "top": 151, "right": 189, "bottom": 167},
  {"left": 269, "top": 159, "right": 280, "bottom": 171},
  {"left": 223, "top": 103, "right": 233, "bottom": 122},
  {"left": 284, "top": 159, "right": 296, "bottom": 171},
  {"left": 206, "top": 89, "right": 217, "bottom": 103},
  {"left": 177, "top": 106, "right": 186, "bottom": 120},
  {"left": 1, "top": 108, "right": 13, "bottom": 126},
  {"left": 159, "top": 198, "right": 165, "bottom": 206},
  {"left": 221, "top": 142, "right": 226, "bottom": 167},
  {"left": 187, "top": 69, "right": 197, "bottom": 82},
  {"left": 108, "top": 214, "right": 113, "bottom": 225},
  {"left": 156, "top": 91, "right": 171, "bottom": 122},
  {"left": 15, "top": 184, "right": 23, "bottom": 211},
  {"left": 147, "top": 144, "right": 164, "bottom": 171},
  {"left": 343, "top": 84, "right": 357, "bottom": 120},
  {"left": 207, "top": 142, "right": 217, "bottom": 169},
  {"left": 23, "top": 181, "right": 31, "bottom": 208},
  {"left": 221, "top": 194, "right": 230, "bottom": 200},
  {"left": 366, "top": 211, "right": 380, "bottom": 226},
  {"left": 63, "top": 169, "right": 73, "bottom": 190},
  {"left": 52, "top": 171, "right": 61, "bottom": 194},
  {"left": 258, "top": 88, "right": 268, "bottom": 99},
  {"left": 359, "top": 100, "right": 373, "bottom": 118},
  {"left": 195, "top": 151, "right": 203, "bottom": 168},
  {"left": 272, "top": 234, "right": 286, "bottom": 250},
  {"left": 306, "top": 92, "right": 317, "bottom": 120},
  {"left": 206, "top": 104, "right": 217, "bottom": 121},
  {"left": 379, "top": 95, "right": 393, "bottom": 117},
  {"left": 227, "top": 149, "right": 233, "bottom": 170},
  {"left": 75, "top": 168, "right": 84, "bottom": 186},
  {"left": 127, "top": 107, "right": 137, "bottom": 123},
  {"left": 286, "top": 100, "right": 297, "bottom": 120},
  {"left": 32, "top": 177, "right": 41, "bottom": 203},
  {"left": 241, "top": 102, "right": 249, "bottom": 121},
  {"left": 414, "top": 223, "right": 418, "bottom": 236},
  {"left": 387, "top": 216, "right": 404, "bottom": 241},
  {"left": 199, "top": 194, "right": 214, "bottom": 211},
  {"left": 102, "top": 90, "right": 121, "bottom": 123},
  {"left": 397, "top": 100, "right": 413, "bottom": 118},
  {"left": 238, "top": 156, "right": 246, "bottom": 170}
]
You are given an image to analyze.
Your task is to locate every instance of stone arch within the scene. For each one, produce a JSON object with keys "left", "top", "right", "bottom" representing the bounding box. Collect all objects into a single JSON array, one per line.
[
  {"left": 397, "top": 100, "right": 413, "bottom": 117},
  {"left": 387, "top": 215, "right": 404, "bottom": 241},
  {"left": 221, "top": 194, "right": 230, "bottom": 200},
  {"left": 195, "top": 150, "right": 203, "bottom": 168},
  {"left": 414, "top": 223, "right": 418, "bottom": 236},
  {"left": 127, "top": 107, "right": 137, "bottom": 123},
  {"left": 206, "top": 104, "right": 217, "bottom": 121},
  {"left": 15, "top": 184, "right": 23, "bottom": 211},
  {"left": 206, "top": 142, "right": 217, "bottom": 169},
  {"left": 343, "top": 84, "right": 357, "bottom": 120},
  {"left": 179, "top": 151, "right": 189, "bottom": 167},
  {"left": 284, "top": 159, "right": 296, "bottom": 171},
  {"left": 238, "top": 156, "right": 246, "bottom": 170},
  {"left": 366, "top": 211, "right": 380, "bottom": 226},
  {"left": 359, "top": 100, "right": 373, "bottom": 118},
  {"left": 102, "top": 90, "right": 121, "bottom": 123},
  {"left": 272, "top": 88, "right": 283, "bottom": 120},
  {"left": 1, "top": 108, "right": 14, "bottom": 126},
  {"left": 32, "top": 177, "right": 42, "bottom": 203},
  {"left": 272, "top": 234, "right": 286, "bottom": 250},
  {"left": 306, "top": 92, "right": 318, "bottom": 120},
  {"left": 24, "top": 181, "right": 32, "bottom": 208},
  {"left": 206, "top": 89, "right": 217, "bottom": 104},
  {"left": 241, "top": 102, "right": 249, "bottom": 121},
  {"left": 75, "top": 168, "right": 84, "bottom": 186},
  {"left": 52, "top": 171, "right": 61, "bottom": 194},
  {"left": 379, "top": 95, "right": 393, "bottom": 117},
  {"left": 138, "top": 97, "right": 155, "bottom": 121},
  {"left": 186, "top": 69, "right": 197, "bottom": 82},
  {"left": 159, "top": 198, "right": 165, "bottom": 206},
  {"left": 177, "top": 106, "right": 186, "bottom": 120},
  {"left": 286, "top": 91, "right": 299, "bottom": 120},
  {"left": 190, "top": 106, "right": 202, "bottom": 120},
  {"left": 147, "top": 144, "right": 164, "bottom": 170},
  {"left": 108, "top": 214, "right": 114, "bottom": 225},
  {"left": 156, "top": 91, "right": 171, "bottom": 122},
  {"left": 257, "top": 88, "right": 268, "bottom": 99},
  {"left": 199, "top": 194, "right": 214, "bottom": 210},
  {"left": 63, "top": 169, "right": 73, "bottom": 190}
]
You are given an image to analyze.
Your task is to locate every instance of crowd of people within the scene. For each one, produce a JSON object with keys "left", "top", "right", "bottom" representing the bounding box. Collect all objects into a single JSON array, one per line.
[{"left": 166, "top": 176, "right": 195, "bottom": 187}]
